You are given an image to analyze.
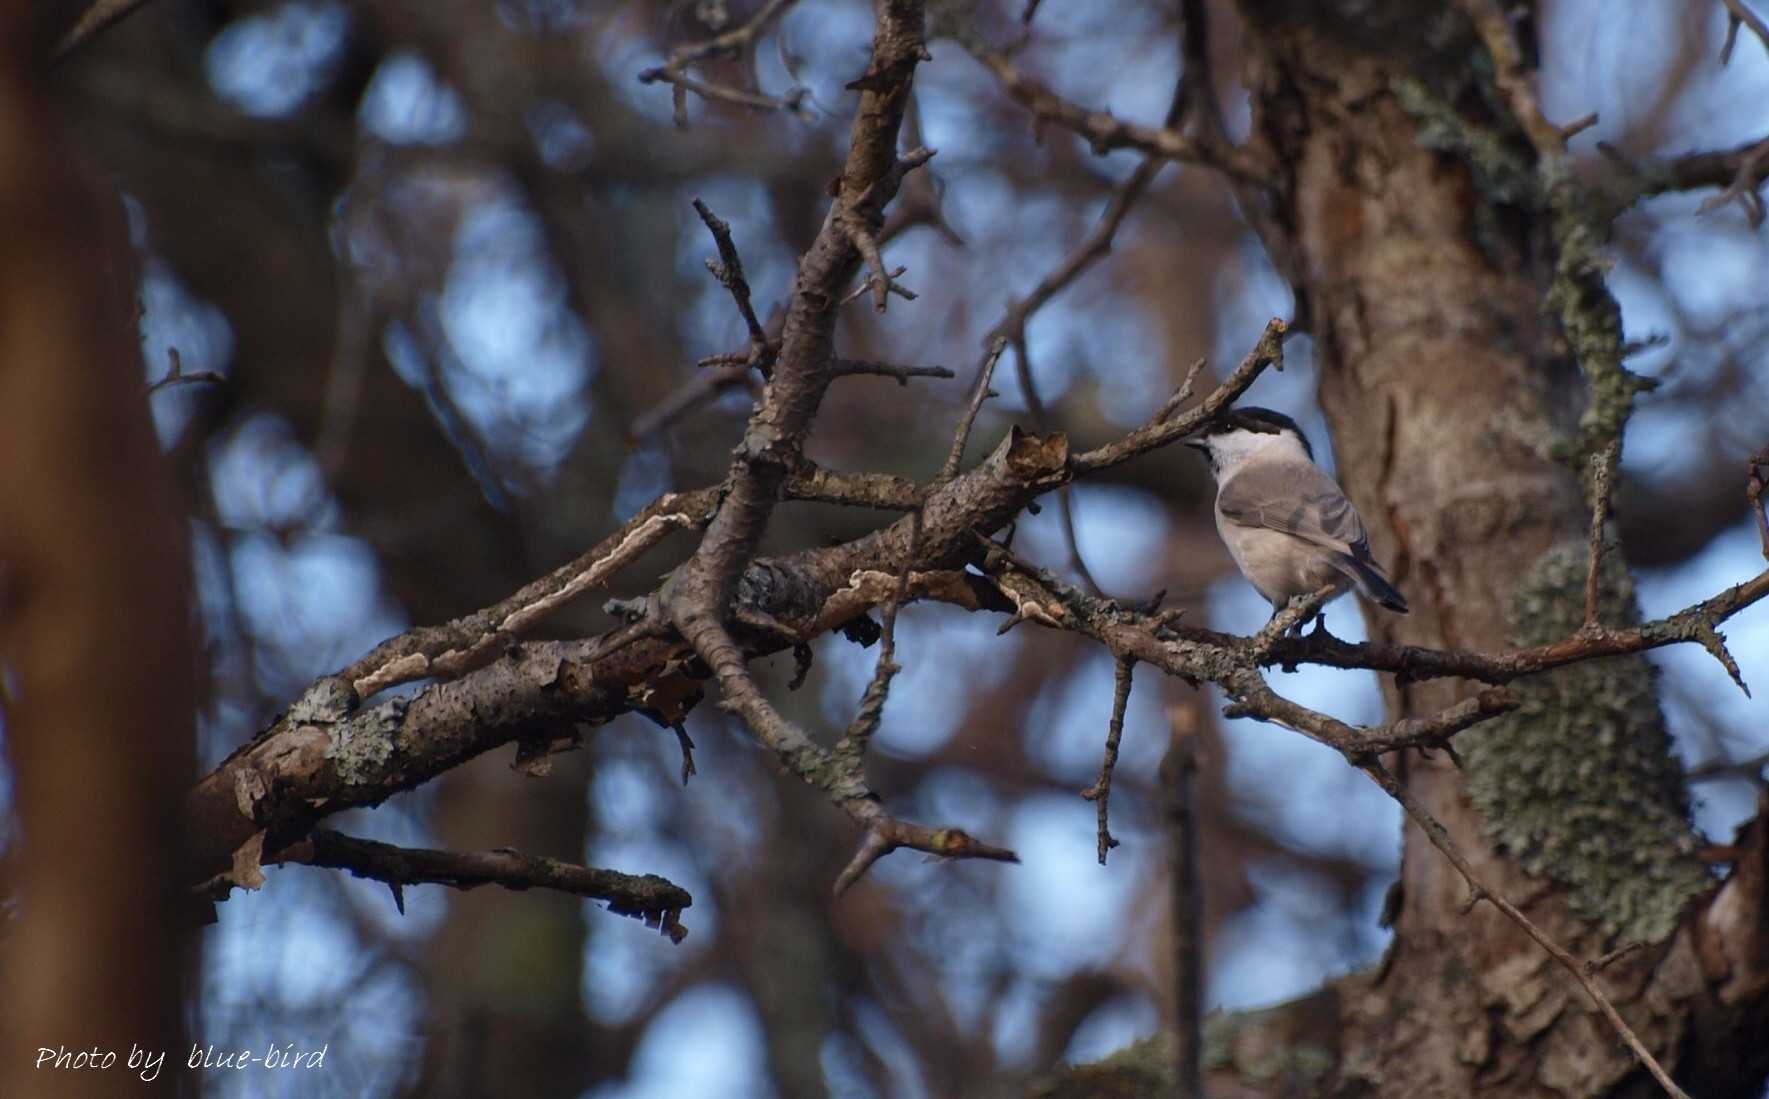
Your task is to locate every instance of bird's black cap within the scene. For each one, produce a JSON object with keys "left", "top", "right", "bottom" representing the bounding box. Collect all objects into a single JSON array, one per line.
[{"left": 1186, "top": 406, "right": 1314, "bottom": 461}]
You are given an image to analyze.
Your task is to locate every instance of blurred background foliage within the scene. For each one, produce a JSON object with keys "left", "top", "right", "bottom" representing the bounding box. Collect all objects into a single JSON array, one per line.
[{"left": 21, "top": 0, "right": 1769, "bottom": 1094}]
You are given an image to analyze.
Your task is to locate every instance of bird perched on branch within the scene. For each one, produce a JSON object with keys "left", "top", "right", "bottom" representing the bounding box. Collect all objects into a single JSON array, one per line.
[{"left": 1184, "top": 407, "right": 1408, "bottom": 619}]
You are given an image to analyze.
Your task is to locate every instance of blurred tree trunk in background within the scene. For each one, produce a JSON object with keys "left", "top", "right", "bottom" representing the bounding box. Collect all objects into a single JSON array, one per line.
[{"left": 0, "top": 10, "right": 196, "bottom": 1098}]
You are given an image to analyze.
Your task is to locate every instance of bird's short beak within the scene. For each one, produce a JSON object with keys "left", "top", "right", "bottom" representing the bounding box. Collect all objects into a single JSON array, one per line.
[{"left": 1181, "top": 434, "right": 1208, "bottom": 454}]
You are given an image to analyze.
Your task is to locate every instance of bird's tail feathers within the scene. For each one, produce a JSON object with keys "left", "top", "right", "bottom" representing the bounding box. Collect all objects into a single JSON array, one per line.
[{"left": 1332, "top": 553, "right": 1409, "bottom": 614}]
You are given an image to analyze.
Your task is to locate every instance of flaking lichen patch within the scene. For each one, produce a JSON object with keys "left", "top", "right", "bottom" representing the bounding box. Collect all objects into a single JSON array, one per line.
[
  {"left": 323, "top": 699, "right": 405, "bottom": 784},
  {"left": 1462, "top": 542, "right": 1709, "bottom": 943}
]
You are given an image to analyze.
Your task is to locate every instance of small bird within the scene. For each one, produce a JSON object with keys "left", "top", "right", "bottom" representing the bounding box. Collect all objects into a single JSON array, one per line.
[{"left": 1184, "top": 406, "right": 1408, "bottom": 618}]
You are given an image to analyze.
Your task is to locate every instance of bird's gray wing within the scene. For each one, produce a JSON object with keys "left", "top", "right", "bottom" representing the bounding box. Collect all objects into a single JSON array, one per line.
[{"left": 1217, "top": 460, "right": 1370, "bottom": 555}]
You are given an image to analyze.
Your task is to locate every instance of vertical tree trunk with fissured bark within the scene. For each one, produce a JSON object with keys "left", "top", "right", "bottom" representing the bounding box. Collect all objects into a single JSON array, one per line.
[{"left": 1045, "top": 3, "right": 1769, "bottom": 1096}]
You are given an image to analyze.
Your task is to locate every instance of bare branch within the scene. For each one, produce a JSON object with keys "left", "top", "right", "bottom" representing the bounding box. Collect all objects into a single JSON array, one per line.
[
  {"left": 628, "top": 362, "right": 759, "bottom": 440},
  {"left": 939, "top": 337, "right": 1006, "bottom": 484},
  {"left": 830, "top": 357, "right": 955, "bottom": 384},
  {"left": 1456, "top": 0, "right": 1566, "bottom": 158},
  {"left": 1695, "top": 136, "right": 1769, "bottom": 227},
  {"left": 54, "top": 0, "right": 155, "bottom": 59},
  {"left": 145, "top": 348, "right": 225, "bottom": 394},
  {"left": 962, "top": 38, "right": 1270, "bottom": 186},
  {"left": 280, "top": 831, "right": 693, "bottom": 942},
  {"left": 692, "top": 198, "right": 771, "bottom": 369},
  {"left": 836, "top": 146, "right": 937, "bottom": 312},
  {"left": 1072, "top": 317, "right": 1287, "bottom": 474},
  {"left": 1720, "top": 0, "right": 1769, "bottom": 65},
  {"left": 660, "top": 1, "right": 1024, "bottom": 893},
  {"left": 1222, "top": 672, "right": 1517, "bottom": 759},
  {"left": 341, "top": 491, "right": 712, "bottom": 701},
  {"left": 1751, "top": 444, "right": 1769, "bottom": 560},
  {"left": 1255, "top": 570, "right": 1769, "bottom": 689},
  {"left": 834, "top": 806, "right": 1020, "bottom": 897},
  {"left": 1629, "top": 133, "right": 1769, "bottom": 223},
  {"left": 637, "top": 0, "right": 808, "bottom": 127},
  {"left": 837, "top": 511, "right": 921, "bottom": 758},
  {"left": 1079, "top": 657, "right": 1134, "bottom": 864},
  {"left": 1156, "top": 357, "right": 1210, "bottom": 423}
]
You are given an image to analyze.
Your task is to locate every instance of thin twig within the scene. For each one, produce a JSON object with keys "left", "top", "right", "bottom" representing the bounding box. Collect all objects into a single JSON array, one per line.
[
  {"left": 692, "top": 198, "right": 771, "bottom": 368},
  {"left": 637, "top": 0, "right": 808, "bottom": 127},
  {"left": 1687, "top": 747, "right": 1769, "bottom": 783},
  {"left": 1720, "top": 0, "right": 1769, "bottom": 65},
  {"left": 1628, "top": 133, "right": 1769, "bottom": 222},
  {"left": 1696, "top": 138, "right": 1769, "bottom": 227},
  {"left": 939, "top": 337, "right": 1006, "bottom": 484},
  {"left": 961, "top": 38, "right": 1269, "bottom": 186},
  {"left": 145, "top": 347, "right": 225, "bottom": 394},
  {"left": 1072, "top": 318, "right": 1286, "bottom": 474},
  {"left": 836, "top": 147, "right": 937, "bottom": 312},
  {"left": 1079, "top": 657, "right": 1135, "bottom": 864},
  {"left": 1456, "top": 0, "right": 1565, "bottom": 159},
  {"left": 1749, "top": 444, "right": 1769, "bottom": 561},
  {"left": 1356, "top": 758, "right": 1693, "bottom": 1099},
  {"left": 629, "top": 363, "right": 759, "bottom": 439},
  {"left": 54, "top": 0, "right": 155, "bottom": 59},
  {"left": 839, "top": 511, "right": 921, "bottom": 754},
  {"left": 1156, "top": 357, "right": 1210, "bottom": 422},
  {"left": 1584, "top": 939, "right": 1646, "bottom": 976}
]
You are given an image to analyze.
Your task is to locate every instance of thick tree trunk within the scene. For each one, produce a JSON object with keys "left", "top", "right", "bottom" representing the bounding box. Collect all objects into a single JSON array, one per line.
[
  {"left": 1040, "top": 4, "right": 1769, "bottom": 1095},
  {"left": 0, "top": 12, "right": 196, "bottom": 1097},
  {"left": 1212, "top": 2, "right": 1767, "bottom": 1094}
]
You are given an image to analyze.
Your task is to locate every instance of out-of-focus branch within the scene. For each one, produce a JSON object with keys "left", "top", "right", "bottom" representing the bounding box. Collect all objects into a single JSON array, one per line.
[
  {"left": 1719, "top": 0, "right": 1769, "bottom": 65},
  {"left": 1696, "top": 137, "right": 1769, "bottom": 227},
  {"left": 145, "top": 347, "right": 226, "bottom": 394},
  {"left": 1079, "top": 657, "right": 1134, "bottom": 864},
  {"left": 1455, "top": 0, "right": 1565, "bottom": 158},
  {"left": 53, "top": 0, "right": 155, "bottom": 59},
  {"left": 278, "top": 831, "right": 693, "bottom": 942},
  {"left": 637, "top": 0, "right": 808, "bottom": 127},
  {"left": 981, "top": 59, "right": 1183, "bottom": 595},
  {"left": 1607, "top": 130, "right": 1769, "bottom": 230},
  {"left": 1161, "top": 710, "right": 1203, "bottom": 1099},
  {"left": 961, "top": 35, "right": 1271, "bottom": 187},
  {"left": 1750, "top": 444, "right": 1769, "bottom": 559}
]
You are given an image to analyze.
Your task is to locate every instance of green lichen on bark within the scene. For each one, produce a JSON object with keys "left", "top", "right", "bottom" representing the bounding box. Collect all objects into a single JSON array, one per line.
[
  {"left": 1027, "top": 1005, "right": 1337, "bottom": 1098},
  {"left": 1462, "top": 542, "right": 1708, "bottom": 943},
  {"left": 1392, "top": 67, "right": 1654, "bottom": 480},
  {"left": 323, "top": 698, "right": 405, "bottom": 784}
]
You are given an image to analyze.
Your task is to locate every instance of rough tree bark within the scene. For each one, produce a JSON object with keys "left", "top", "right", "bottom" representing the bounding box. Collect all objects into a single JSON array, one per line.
[{"left": 1050, "top": 3, "right": 1769, "bottom": 1095}]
